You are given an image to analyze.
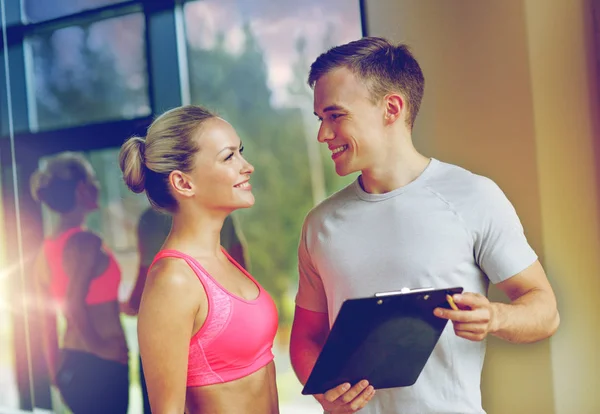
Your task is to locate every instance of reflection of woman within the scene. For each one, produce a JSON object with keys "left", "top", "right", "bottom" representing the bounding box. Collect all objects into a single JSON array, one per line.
[
  {"left": 31, "top": 152, "right": 129, "bottom": 414},
  {"left": 118, "top": 105, "right": 279, "bottom": 413}
]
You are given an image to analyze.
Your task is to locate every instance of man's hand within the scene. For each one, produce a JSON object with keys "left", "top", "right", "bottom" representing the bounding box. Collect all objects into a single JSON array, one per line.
[
  {"left": 434, "top": 293, "right": 496, "bottom": 342},
  {"left": 316, "top": 380, "right": 376, "bottom": 413}
]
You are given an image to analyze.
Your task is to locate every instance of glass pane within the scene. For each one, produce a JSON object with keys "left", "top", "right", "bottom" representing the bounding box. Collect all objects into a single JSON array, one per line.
[
  {"left": 0, "top": 0, "right": 36, "bottom": 410},
  {"left": 27, "top": 13, "right": 150, "bottom": 132},
  {"left": 184, "top": 1, "right": 362, "bottom": 412},
  {"left": 0, "top": 168, "right": 21, "bottom": 410},
  {"left": 25, "top": 0, "right": 126, "bottom": 23},
  {"left": 39, "top": 148, "right": 150, "bottom": 414}
]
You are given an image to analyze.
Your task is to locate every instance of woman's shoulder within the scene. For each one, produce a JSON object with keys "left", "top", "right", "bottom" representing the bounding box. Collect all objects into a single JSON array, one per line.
[
  {"left": 63, "top": 230, "right": 103, "bottom": 254},
  {"left": 147, "top": 256, "right": 202, "bottom": 293}
]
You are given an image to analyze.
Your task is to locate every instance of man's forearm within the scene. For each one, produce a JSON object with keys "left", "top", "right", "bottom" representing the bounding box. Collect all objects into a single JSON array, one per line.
[
  {"left": 290, "top": 337, "right": 324, "bottom": 385},
  {"left": 490, "top": 288, "right": 559, "bottom": 343}
]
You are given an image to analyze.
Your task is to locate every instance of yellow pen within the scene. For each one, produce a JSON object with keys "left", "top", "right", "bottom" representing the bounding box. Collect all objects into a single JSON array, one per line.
[{"left": 446, "top": 294, "right": 459, "bottom": 311}]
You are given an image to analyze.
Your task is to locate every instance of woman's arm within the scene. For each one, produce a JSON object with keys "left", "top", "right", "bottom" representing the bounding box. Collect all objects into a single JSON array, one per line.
[
  {"left": 32, "top": 249, "right": 59, "bottom": 381},
  {"left": 138, "top": 258, "right": 204, "bottom": 414},
  {"left": 63, "top": 232, "right": 110, "bottom": 348}
]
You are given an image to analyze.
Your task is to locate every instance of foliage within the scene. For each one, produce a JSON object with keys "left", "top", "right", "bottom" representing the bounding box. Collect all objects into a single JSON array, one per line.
[{"left": 188, "top": 24, "right": 315, "bottom": 324}]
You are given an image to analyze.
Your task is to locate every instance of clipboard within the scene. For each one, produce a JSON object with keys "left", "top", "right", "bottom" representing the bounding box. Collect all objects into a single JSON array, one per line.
[{"left": 301, "top": 286, "right": 463, "bottom": 395}]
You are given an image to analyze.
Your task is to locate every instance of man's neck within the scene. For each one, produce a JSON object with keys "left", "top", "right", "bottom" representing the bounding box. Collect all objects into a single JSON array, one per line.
[{"left": 360, "top": 148, "right": 431, "bottom": 195}]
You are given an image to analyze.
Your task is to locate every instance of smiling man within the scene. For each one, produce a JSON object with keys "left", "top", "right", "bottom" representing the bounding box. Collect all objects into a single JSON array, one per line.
[{"left": 289, "top": 37, "right": 560, "bottom": 414}]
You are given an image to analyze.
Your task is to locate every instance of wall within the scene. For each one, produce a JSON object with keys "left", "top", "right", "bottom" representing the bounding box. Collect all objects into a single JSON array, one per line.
[{"left": 364, "top": 0, "right": 600, "bottom": 412}]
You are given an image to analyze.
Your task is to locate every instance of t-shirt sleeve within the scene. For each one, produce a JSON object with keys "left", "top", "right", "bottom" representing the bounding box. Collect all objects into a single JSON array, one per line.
[
  {"left": 295, "top": 221, "right": 328, "bottom": 313},
  {"left": 470, "top": 177, "right": 538, "bottom": 284}
]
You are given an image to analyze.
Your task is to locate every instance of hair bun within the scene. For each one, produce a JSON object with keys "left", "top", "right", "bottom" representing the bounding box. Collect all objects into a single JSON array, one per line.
[{"left": 118, "top": 136, "right": 147, "bottom": 193}]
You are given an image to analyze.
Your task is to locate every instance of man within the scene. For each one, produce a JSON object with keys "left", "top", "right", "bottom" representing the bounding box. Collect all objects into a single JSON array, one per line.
[
  {"left": 124, "top": 207, "right": 248, "bottom": 414},
  {"left": 289, "top": 37, "right": 559, "bottom": 414}
]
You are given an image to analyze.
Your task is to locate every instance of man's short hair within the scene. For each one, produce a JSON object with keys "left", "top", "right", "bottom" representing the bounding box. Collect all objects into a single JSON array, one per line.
[{"left": 308, "top": 37, "right": 425, "bottom": 129}]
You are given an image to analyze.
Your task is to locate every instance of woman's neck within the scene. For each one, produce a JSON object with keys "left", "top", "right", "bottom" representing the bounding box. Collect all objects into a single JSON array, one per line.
[
  {"left": 165, "top": 207, "right": 229, "bottom": 259},
  {"left": 56, "top": 210, "right": 86, "bottom": 234}
]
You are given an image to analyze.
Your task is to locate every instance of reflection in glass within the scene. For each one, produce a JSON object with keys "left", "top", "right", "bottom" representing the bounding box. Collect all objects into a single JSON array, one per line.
[
  {"left": 183, "top": 1, "right": 362, "bottom": 411},
  {"left": 27, "top": 13, "right": 150, "bottom": 131},
  {"left": 0, "top": 169, "right": 19, "bottom": 409},
  {"left": 0, "top": 0, "right": 36, "bottom": 410},
  {"left": 25, "top": 0, "right": 126, "bottom": 23},
  {"left": 39, "top": 149, "right": 149, "bottom": 414}
]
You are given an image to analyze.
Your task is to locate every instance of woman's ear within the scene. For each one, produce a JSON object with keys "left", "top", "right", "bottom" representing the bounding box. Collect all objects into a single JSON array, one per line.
[
  {"left": 75, "top": 180, "right": 87, "bottom": 204},
  {"left": 169, "top": 170, "right": 195, "bottom": 199},
  {"left": 75, "top": 180, "right": 98, "bottom": 210}
]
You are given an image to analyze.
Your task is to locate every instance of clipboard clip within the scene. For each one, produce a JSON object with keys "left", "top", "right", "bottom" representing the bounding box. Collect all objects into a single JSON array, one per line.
[{"left": 374, "top": 287, "right": 434, "bottom": 297}]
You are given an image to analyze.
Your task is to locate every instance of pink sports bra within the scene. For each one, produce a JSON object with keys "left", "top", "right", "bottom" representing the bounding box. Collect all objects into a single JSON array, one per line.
[
  {"left": 43, "top": 227, "right": 121, "bottom": 306},
  {"left": 149, "top": 249, "right": 278, "bottom": 387}
]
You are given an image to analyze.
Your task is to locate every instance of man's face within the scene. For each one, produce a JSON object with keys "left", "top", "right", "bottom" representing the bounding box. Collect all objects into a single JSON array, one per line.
[{"left": 313, "top": 67, "right": 386, "bottom": 176}]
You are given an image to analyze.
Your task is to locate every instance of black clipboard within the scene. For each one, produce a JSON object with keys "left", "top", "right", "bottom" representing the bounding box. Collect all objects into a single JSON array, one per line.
[{"left": 301, "top": 286, "right": 463, "bottom": 395}]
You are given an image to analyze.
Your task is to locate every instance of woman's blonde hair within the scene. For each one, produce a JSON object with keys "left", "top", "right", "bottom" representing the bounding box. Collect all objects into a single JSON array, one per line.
[
  {"left": 118, "top": 105, "right": 216, "bottom": 212},
  {"left": 30, "top": 152, "right": 94, "bottom": 213}
]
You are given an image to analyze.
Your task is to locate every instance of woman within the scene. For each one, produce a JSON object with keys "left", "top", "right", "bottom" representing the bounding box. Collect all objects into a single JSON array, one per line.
[
  {"left": 118, "top": 105, "right": 279, "bottom": 414},
  {"left": 31, "top": 152, "right": 129, "bottom": 414},
  {"left": 119, "top": 105, "right": 371, "bottom": 414}
]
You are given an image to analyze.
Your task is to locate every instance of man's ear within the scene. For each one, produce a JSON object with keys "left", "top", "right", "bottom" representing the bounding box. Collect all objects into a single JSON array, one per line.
[
  {"left": 169, "top": 170, "right": 195, "bottom": 199},
  {"left": 383, "top": 93, "right": 406, "bottom": 125}
]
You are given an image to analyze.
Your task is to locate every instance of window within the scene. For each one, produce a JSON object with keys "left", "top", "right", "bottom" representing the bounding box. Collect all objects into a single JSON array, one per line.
[
  {"left": 183, "top": 1, "right": 362, "bottom": 411},
  {"left": 0, "top": 167, "right": 18, "bottom": 409},
  {"left": 27, "top": 13, "right": 150, "bottom": 131},
  {"left": 24, "top": 0, "right": 127, "bottom": 23},
  {"left": 39, "top": 148, "right": 150, "bottom": 414}
]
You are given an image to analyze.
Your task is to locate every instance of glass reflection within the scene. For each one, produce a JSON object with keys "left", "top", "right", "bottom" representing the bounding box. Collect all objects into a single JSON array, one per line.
[
  {"left": 183, "top": 1, "right": 362, "bottom": 412},
  {"left": 27, "top": 13, "right": 150, "bottom": 132},
  {"left": 0, "top": 0, "right": 35, "bottom": 411}
]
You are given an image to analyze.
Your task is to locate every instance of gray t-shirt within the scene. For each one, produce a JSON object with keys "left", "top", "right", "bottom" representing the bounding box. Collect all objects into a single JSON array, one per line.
[{"left": 296, "top": 158, "right": 537, "bottom": 414}]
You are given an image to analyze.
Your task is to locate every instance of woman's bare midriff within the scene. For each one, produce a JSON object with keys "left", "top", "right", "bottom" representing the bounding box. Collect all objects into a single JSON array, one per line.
[
  {"left": 62, "top": 300, "right": 128, "bottom": 363},
  {"left": 185, "top": 361, "right": 279, "bottom": 414}
]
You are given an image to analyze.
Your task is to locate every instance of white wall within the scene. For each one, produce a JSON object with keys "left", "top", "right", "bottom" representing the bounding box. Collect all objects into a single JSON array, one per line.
[{"left": 364, "top": 0, "right": 600, "bottom": 412}]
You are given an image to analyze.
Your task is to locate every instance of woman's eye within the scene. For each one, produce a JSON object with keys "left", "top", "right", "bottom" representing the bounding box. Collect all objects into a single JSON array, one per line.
[
  {"left": 239, "top": 146, "right": 244, "bottom": 155},
  {"left": 225, "top": 152, "right": 234, "bottom": 161}
]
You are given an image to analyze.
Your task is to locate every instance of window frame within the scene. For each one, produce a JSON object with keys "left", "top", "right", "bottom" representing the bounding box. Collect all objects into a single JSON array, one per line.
[{"left": 0, "top": 0, "right": 367, "bottom": 410}]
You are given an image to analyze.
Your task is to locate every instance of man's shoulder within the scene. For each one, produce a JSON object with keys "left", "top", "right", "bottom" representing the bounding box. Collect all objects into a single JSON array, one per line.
[
  {"left": 427, "top": 159, "right": 502, "bottom": 205},
  {"left": 304, "top": 180, "right": 357, "bottom": 226}
]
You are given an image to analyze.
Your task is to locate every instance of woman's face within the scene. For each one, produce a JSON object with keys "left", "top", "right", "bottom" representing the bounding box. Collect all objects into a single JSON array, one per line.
[
  {"left": 77, "top": 165, "right": 100, "bottom": 212},
  {"left": 188, "top": 117, "right": 255, "bottom": 211}
]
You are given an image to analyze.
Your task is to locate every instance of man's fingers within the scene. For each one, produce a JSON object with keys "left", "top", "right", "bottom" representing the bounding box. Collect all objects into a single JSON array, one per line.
[
  {"left": 348, "top": 385, "right": 376, "bottom": 411},
  {"left": 322, "top": 382, "right": 351, "bottom": 402},
  {"left": 434, "top": 307, "right": 489, "bottom": 322},
  {"left": 454, "top": 329, "right": 487, "bottom": 342},
  {"left": 452, "top": 292, "right": 488, "bottom": 308},
  {"left": 452, "top": 322, "right": 488, "bottom": 335},
  {"left": 339, "top": 380, "right": 370, "bottom": 404}
]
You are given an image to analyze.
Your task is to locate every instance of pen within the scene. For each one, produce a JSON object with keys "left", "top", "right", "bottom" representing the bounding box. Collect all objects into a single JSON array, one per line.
[{"left": 446, "top": 294, "right": 459, "bottom": 311}]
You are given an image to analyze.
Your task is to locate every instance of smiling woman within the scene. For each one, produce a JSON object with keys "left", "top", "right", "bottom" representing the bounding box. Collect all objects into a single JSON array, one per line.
[
  {"left": 118, "top": 105, "right": 280, "bottom": 414},
  {"left": 182, "top": 1, "right": 363, "bottom": 411}
]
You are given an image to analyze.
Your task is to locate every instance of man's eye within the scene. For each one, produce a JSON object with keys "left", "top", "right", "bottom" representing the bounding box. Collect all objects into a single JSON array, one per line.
[{"left": 331, "top": 113, "right": 342, "bottom": 120}]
